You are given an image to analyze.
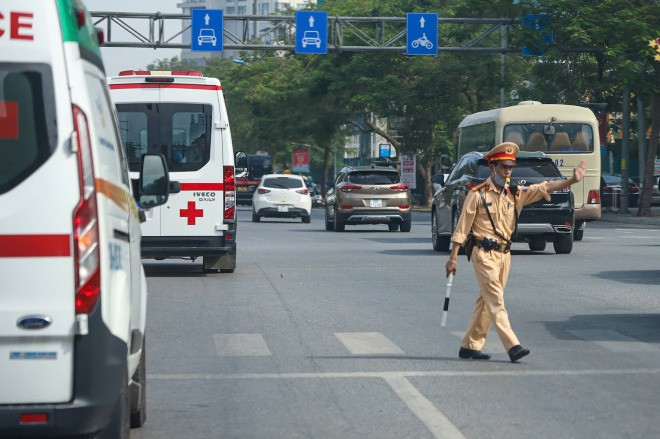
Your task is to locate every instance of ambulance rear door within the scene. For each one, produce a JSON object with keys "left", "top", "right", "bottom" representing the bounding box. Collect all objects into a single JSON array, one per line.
[
  {"left": 0, "top": 0, "right": 78, "bottom": 404},
  {"left": 157, "top": 87, "right": 224, "bottom": 237}
]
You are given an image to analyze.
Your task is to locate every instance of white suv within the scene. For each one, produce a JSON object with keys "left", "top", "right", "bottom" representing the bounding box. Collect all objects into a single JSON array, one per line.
[
  {"left": 0, "top": 1, "right": 169, "bottom": 437},
  {"left": 252, "top": 174, "right": 312, "bottom": 223}
]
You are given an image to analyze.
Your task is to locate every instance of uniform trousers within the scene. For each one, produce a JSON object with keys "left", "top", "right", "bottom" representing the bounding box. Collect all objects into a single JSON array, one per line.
[{"left": 460, "top": 247, "right": 520, "bottom": 352}]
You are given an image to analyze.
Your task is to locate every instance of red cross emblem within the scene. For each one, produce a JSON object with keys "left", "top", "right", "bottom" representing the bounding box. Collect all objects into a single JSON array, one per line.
[{"left": 180, "top": 201, "right": 204, "bottom": 225}]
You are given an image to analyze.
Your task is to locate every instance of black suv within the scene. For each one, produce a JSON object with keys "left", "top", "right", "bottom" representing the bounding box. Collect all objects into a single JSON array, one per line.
[{"left": 431, "top": 151, "right": 575, "bottom": 254}]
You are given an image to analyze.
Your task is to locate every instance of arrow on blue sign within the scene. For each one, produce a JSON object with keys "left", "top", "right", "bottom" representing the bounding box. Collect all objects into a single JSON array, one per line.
[
  {"left": 191, "top": 9, "right": 223, "bottom": 52},
  {"left": 406, "top": 13, "right": 438, "bottom": 56},
  {"left": 295, "top": 11, "right": 328, "bottom": 55}
]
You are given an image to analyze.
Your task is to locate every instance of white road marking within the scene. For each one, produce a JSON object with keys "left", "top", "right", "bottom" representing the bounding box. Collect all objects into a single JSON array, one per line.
[
  {"left": 213, "top": 333, "right": 272, "bottom": 357},
  {"left": 335, "top": 332, "right": 405, "bottom": 355},
  {"left": 567, "top": 329, "right": 660, "bottom": 353},
  {"left": 148, "top": 368, "right": 660, "bottom": 380},
  {"left": 450, "top": 331, "right": 506, "bottom": 354},
  {"left": 383, "top": 375, "right": 466, "bottom": 439}
]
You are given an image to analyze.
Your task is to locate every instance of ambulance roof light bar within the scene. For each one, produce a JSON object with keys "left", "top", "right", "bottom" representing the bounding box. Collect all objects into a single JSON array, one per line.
[{"left": 118, "top": 70, "right": 204, "bottom": 77}]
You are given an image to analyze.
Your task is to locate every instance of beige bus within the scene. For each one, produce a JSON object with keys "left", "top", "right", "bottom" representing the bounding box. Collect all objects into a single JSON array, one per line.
[{"left": 455, "top": 101, "right": 601, "bottom": 240}]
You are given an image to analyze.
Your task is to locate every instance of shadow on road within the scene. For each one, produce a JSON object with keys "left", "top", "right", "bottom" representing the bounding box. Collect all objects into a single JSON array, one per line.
[
  {"left": 592, "top": 269, "right": 660, "bottom": 285},
  {"left": 541, "top": 313, "right": 660, "bottom": 344},
  {"left": 143, "top": 261, "right": 206, "bottom": 278}
]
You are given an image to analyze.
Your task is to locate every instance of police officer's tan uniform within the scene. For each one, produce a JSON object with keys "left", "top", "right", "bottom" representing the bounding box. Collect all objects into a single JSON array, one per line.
[{"left": 451, "top": 175, "right": 550, "bottom": 352}]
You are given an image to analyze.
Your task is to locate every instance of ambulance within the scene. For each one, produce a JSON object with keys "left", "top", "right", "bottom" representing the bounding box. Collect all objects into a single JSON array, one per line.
[
  {"left": 108, "top": 70, "right": 241, "bottom": 273},
  {"left": 0, "top": 0, "right": 169, "bottom": 437}
]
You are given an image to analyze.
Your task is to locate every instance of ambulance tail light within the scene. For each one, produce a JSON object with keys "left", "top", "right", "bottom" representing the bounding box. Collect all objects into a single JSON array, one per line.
[
  {"left": 224, "top": 166, "right": 236, "bottom": 220},
  {"left": 587, "top": 189, "right": 601, "bottom": 204},
  {"left": 72, "top": 106, "right": 101, "bottom": 315}
]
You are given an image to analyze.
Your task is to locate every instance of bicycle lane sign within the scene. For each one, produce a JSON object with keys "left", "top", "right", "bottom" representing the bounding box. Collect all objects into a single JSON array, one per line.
[{"left": 406, "top": 13, "right": 438, "bottom": 56}]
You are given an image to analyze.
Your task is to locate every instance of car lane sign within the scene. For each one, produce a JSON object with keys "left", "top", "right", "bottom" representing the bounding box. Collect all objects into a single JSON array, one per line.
[
  {"left": 295, "top": 11, "right": 327, "bottom": 54},
  {"left": 406, "top": 13, "right": 438, "bottom": 56},
  {"left": 191, "top": 9, "right": 223, "bottom": 52}
]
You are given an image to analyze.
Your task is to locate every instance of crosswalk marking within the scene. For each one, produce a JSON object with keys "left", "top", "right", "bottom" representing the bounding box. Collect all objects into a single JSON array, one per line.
[
  {"left": 214, "top": 333, "right": 272, "bottom": 357},
  {"left": 450, "top": 331, "right": 506, "bottom": 354},
  {"left": 335, "top": 332, "right": 404, "bottom": 355},
  {"left": 567, "top": 329, "right": 660, "bottom": 354}
]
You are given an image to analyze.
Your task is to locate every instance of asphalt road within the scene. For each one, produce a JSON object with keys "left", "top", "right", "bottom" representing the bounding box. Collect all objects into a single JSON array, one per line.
[{"left": 134, "top": 207, "right": 660, "bottom": 439}]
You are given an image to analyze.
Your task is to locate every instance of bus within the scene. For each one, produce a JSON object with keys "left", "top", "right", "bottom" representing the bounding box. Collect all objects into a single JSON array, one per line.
[
  {"left": 236, "top": 153, "right": 274, "bottom": 205},
  {"left": 455, "top": 101, "right": 601, "bottom": 240}
]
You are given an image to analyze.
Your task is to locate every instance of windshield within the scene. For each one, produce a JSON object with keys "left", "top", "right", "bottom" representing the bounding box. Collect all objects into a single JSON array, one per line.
[
  {"left": 504, "top": 123, "right": 594, "bottom": 153},
  {"left": 247, "top": 155, "right": 273, "bottom": 179},
  {"left": 476, "top": 160, "right": 562, "bottom": 179},
  {"left": 117, "top": 103, "right": 212, "bottom": 172},
  {"left": 348, "top": 171, "right": 400, "bottom": 185},
  {"left": 263, "top": 177, "right": 303, "bottom": 189}
]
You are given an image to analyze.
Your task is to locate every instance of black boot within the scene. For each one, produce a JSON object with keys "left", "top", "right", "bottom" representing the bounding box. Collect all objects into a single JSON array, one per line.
[
  {"left": 459, "top": 347, "right": 491, "bottom": 360},
  {"left": 508, "top": 345, "right": 530, "bottom": 363}
]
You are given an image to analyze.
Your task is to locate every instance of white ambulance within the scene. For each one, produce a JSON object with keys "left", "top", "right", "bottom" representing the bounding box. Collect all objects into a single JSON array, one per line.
[
  {"left": 0, "top": 0, "right": 169, "bottom": 437},
  {"left": 108, "top": 70, "right": 241, "bottom": 273}
]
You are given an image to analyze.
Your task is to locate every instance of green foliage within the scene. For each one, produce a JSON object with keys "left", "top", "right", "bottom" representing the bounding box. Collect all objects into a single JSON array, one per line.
[{"left": 146, "top": 56, "right": 198, "bottom": 71}]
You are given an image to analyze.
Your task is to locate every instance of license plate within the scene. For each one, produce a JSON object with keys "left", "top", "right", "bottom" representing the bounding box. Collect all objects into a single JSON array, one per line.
[
  {"left": 277, "top": 205, "right": 289, "bottom": 212},
  {"left": 369, "top": 199, "right": 383, "bottom": 208}
]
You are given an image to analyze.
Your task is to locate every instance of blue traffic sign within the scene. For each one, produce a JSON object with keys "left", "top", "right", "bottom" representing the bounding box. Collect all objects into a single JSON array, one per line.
[
  {"left": 191, "top": 9, "right": 223, "bottom": 52},
  {"left": 521, "top": 13, "right": 553, "bottom": 56},
  {"left": 406, "top": 13, "right": 438, "bottom": 56},
  {"left": 295, "top": 11, "right": 328, "bottom": 55}
]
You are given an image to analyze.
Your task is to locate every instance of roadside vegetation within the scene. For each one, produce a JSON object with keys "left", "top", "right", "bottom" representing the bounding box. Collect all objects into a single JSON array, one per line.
[{"left": 148, "top": 0, "right": 659, "bottom": 213}]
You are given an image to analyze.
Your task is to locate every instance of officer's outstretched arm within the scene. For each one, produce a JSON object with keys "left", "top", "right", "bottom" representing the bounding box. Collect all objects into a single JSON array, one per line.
[{"left": 545, "top": 160, "right": 586, "bottom": 193}]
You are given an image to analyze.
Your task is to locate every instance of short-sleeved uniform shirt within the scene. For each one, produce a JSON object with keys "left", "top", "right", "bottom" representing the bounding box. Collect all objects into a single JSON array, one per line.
[{"left": 451, "top": 177, "right": 551, "bottom": 245}]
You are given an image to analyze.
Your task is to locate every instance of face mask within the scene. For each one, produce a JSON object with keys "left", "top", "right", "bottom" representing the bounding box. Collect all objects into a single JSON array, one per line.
[{"left": 492, "top": 172, "right": 507, "bottom": 188}]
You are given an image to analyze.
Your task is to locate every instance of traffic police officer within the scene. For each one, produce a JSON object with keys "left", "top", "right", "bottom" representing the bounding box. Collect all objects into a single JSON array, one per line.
[{"left": 445, "top": 142, "right": 586, "bottom": 362}]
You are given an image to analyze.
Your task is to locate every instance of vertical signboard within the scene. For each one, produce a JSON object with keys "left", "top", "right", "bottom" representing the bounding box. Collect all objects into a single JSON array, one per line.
[
  {"left": 401, "top": 155, "right": 416, "bottom": 190},
  {"left": 191, "top": 9, "right": 223, "bottom": 52},
  {"left": 406, "top": 13, "right": 438, "bottom": 56},
  {"left": 292, "top": 148, "right": 309, "bottom": 173},
  {"left": 295, "top": 11, "right": 328, "bottom": 54}
]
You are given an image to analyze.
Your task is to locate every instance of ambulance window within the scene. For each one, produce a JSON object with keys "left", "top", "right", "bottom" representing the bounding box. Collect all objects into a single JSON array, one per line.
[
  {"left": 117, "top": 111, "right": 149, "bottom": 169},
  {"left": 0, "top": 63, "right": 56, "bottom": 195},
  {"left": 167, "top": 105, "right": 212, "bottom": 172}
]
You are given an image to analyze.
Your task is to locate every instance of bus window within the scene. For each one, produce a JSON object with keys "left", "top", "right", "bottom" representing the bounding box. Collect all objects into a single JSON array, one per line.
[{"left": 504, "top": 123, "right": 594, "bottom": 153}]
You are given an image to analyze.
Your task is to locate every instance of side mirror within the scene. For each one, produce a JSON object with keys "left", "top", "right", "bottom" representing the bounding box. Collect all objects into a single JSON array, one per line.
[
  {"left": 431, "top": 174, "right": 445, "bottom": 186},
  {"left": 139, "top": 153, "right": 170, "bottom": 210},
  {"left": 235, "top": 151, "right": 248, "bottom": 177}
]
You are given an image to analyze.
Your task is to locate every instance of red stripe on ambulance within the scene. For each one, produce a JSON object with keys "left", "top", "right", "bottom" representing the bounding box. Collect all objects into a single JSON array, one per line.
[
  {"left": 108, "top": 84, "right": 222, "bottom": 91},
  {"left": 0, "top": 234, "right": 71, "bottom": 257},
  {"left": 180, "top": 183, "right": 224, "bottom": 191}
]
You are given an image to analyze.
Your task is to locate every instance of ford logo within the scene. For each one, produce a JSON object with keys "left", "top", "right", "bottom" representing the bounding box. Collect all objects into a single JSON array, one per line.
[{"left": 17, "top": 315, "right": 52, "bottom": 330}]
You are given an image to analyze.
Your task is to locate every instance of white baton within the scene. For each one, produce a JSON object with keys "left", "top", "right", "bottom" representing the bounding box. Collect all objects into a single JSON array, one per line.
[{"left": 441, "top": 273, "right": 454, "bottom": 327}]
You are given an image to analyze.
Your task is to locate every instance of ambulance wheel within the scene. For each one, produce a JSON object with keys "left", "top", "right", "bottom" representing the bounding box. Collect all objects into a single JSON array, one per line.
[
  {"left": 130, "top": 339, "right": 147, "bottom": 428},
  {"left": 302, "top": 214, "right": 311, "bottom": 224}
]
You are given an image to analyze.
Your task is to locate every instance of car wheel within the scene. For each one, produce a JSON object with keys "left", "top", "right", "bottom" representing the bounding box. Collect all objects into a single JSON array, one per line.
[
  {"left": 553, "top": 233, "right": 573, "bottom": 254},
  {"left": 528, "top": 239, "right": 546, "bottom": 252},
  {"left": 302, "top": 214, "right": 311, "bottom": 224},
  {"left": 333, "top": 206, "right": 345, "bottom": 232},
  {"left": 130, "top": 338, "right": 147, "bottom": 428},
  {"left": 432, "top": 209, "right": 450, "bottom": 252},
  {"left": 252, "top": 210, "right": 260, "bottom": 222},
  {"left": 324, "top": 207, "right": 334, "bottom": 231},
  {"left": 573, "top": 220, "right": 584, "bottom": 241},
  {"left": 388, "top": 223, "right": 399, "bottom": 231},
  {"left": 400, "top": 220, "right": 411, "bottom": 232}
]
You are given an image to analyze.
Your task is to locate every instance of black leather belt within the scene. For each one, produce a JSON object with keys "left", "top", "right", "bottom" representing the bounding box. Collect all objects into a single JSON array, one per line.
[{"left": 475, "top": 238, "right": 511, "bottom": 253}]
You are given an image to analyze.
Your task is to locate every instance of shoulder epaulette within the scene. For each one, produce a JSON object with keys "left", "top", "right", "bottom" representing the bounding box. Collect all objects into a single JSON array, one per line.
[{"left": 471, "top": 182, "right": 487, "bottom": 192}]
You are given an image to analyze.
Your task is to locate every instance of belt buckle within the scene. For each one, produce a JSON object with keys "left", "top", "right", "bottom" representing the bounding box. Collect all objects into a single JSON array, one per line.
[{"left": 498, "top": 243, "right": 507, "bottom": 252}]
